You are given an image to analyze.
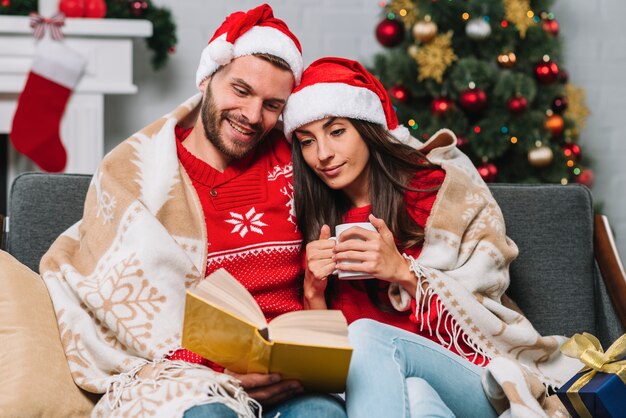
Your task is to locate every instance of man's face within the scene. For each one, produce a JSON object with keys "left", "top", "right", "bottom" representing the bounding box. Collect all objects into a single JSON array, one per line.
[{"left": 200, "top": 55, "right": 295, "bottom": 161}]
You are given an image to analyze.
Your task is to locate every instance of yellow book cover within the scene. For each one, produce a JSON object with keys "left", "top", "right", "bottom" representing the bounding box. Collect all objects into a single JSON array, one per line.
[{"left": 182, "top": 268, "right": 353, "bottom": 393}]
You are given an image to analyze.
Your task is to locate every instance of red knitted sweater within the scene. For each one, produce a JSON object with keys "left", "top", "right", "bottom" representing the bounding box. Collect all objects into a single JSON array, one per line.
[{"left": 170, "top": 127, "right": 303, "bottom": 367}]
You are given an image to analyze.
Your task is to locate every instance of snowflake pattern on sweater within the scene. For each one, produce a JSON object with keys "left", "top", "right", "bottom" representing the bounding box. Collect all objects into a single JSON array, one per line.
[{"left": 176, "top": 128, "right": 304, "bottom": 321}]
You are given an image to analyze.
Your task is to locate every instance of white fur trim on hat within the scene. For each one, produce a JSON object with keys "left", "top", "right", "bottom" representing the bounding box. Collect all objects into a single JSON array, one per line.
[
  {"left": 195, "top": 26, "right": 303, "bottom": 88},
  {"left": 282, "top": 83, "right": 387, "bottom": 140}
]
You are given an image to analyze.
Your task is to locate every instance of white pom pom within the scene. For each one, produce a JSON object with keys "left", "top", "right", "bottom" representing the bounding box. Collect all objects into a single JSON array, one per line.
[
  {"left": 390, "top": 125, "right": 422, "bottom": 149},
  {"left": 390, "top": 125, "right": 411, "bottom": 144},
  {"left": 208, "top": 39, "right": 234, "bottom": 65}
]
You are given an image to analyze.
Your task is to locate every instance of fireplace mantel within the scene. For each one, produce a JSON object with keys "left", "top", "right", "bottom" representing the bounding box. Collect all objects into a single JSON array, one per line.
[{"left": 0, "top": 15, "right": 152, "bottom": 185}]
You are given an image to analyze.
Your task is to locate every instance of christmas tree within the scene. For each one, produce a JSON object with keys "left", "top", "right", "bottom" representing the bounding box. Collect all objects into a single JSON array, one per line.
[{"left": 372, "top": 0, "right": 591, "bottom": 185}]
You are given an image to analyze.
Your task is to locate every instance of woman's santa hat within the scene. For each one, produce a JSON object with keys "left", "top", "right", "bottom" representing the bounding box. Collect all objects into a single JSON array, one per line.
[
  {"left": 195, "top": 4, "right": 303, "bottom": 88},
  {"left": 282, "top": 57, "right": 413, "bottom": 144}
]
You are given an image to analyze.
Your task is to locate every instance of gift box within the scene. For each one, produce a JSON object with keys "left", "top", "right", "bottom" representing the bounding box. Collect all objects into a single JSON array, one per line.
[{"left": 557, "top": 333, "right": 626, "bottom": 418}]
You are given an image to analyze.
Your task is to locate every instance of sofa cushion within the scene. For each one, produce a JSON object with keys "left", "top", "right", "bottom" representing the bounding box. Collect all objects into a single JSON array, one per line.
[
  {"left": 7, "top": 173, "right": 91, "bottom": 272},
  {"left": 0, "top": 250, "right": 96, "bottom": 417}
]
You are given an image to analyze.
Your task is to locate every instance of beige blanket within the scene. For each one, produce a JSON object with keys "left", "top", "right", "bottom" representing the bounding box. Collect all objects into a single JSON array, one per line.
[
  {"left": 40, "top": 94, "right": 257, "bottom": 417},
  {"left": 392, "top": 129, "right": 581, "bottom": 417}
]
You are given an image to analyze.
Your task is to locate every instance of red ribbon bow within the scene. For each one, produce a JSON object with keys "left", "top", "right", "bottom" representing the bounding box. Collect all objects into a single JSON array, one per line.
[{"left": 29, "top": 12, "right": 65, "bottom": 41}]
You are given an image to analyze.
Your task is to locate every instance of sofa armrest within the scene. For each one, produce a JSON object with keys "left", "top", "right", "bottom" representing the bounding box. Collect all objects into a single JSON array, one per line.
[{"left": 594, "top": 214, "right": 626, "bottom": 329}]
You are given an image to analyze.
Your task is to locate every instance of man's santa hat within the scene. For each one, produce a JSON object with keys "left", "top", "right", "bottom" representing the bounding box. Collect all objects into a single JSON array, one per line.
[
  {"left": 282, "top": 57, "right": 413, "bottom": 144},
  {"left": 196, "top": 4, "right": 303, "bottom": 88}
]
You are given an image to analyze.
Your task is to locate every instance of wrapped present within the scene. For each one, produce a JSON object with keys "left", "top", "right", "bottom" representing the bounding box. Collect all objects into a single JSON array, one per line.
[{"left": 557, "top": 333, "right": 626, "bottom": 418}]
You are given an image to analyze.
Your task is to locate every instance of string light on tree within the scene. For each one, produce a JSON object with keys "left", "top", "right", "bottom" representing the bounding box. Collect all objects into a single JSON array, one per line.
[
  {"left": 563, "top": 143, "right": 582, "bottom": 162},
  {"left": 389, "top": 85, "right": 410, "bottom": 103},
  {"left": 431, "top": 97, "right": 454, "bottom": 116},
  {"left": 456, "top": 135, "right": 469, "bottom": 148},
  {"left": 388, "top": 0, "right": 419, "bottom": 27},
  {"left": 478, "top": 161, "right": 498, "bottom": 182},
  {"left": 576, "top": 168, "right": 594, "bottom": 188}
]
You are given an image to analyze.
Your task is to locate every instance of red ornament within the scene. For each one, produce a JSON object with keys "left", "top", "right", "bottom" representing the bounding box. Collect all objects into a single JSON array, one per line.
[
  {"left": 389, "top": 85, "right": 410, "bottom": 103},
  {"left": 535, "top": 61, "right": 560, "bottom": 84},
  {"left": 375, "top": 19, "right": 405, "bottom": 47},
  {"left": 459, "top": 88, "right": 487, "bottom": 114},
  {"left": 545, "top": 114, "right": 565, "bottom": 136},
  {"left": 456, "top": 136, "right": 469, "bottom": 148},
  {"left": 130, "top": 0, "right": 149, "bottom": 17},
  {"left": 575, "top": 168, "right": 594, "bottom": 188},
  {"left": 431, "top": 97, "right": 454, "bottom": 116},
  {"left": 169, "top": 47, "right": 176, "bottom": 54},
  {"left": 1, "top": 0, "right": 10, "bottom": 7},
  {"left": 59, "top": 0, "right": 85, "bottom": 17},
  {"left": 551, "top": 96, "right": 568, "bottom": 113},
  {"left": 477, "top": 162, "right": 498, "bottom": 182},
  {"left": 542, "top": 19, "right": 559, "bottom": 36},
  {"left": 507, "top": 96, "right": 528, "bottom": 114},
  {"left": 84, "top": 0, "right": 107, "bottom": 18},
  {"left": 563, "top": 143, "right": 582, "bottom": 162}
]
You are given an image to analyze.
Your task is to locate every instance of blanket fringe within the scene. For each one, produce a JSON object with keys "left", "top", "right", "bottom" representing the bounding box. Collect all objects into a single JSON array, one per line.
[
  {"left": 103, "top": 359, "right": 260, "bottom": 417},
  {"left": 407, "top": 256, "right": 491, "bottom": 367}
]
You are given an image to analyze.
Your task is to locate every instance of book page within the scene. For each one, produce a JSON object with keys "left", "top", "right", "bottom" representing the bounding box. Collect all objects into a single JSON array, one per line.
[
  {"left": 268, "top": 310, "right": 351, "bottom": 347},
  {"left": 191, "top": 268, "right": 266, "bottom": 330}
]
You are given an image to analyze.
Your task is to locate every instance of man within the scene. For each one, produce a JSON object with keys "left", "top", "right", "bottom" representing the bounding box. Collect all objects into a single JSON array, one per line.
[{"left": 40, "top": 5, "right": 346, "bottom": 418}]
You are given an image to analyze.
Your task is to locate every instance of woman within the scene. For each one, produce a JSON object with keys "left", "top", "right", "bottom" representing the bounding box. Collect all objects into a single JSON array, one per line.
[{"left": 281, "top": 58, "right": 581, "bottom": 417}]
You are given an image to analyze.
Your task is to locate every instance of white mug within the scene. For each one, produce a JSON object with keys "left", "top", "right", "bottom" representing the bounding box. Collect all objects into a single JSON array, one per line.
[{"left": 331, "top": 222, "right": 377, "bottom": 280}]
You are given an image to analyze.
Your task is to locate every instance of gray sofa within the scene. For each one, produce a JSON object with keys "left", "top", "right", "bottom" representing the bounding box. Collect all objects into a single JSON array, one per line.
[{"left": 1, "top": 172, "right": 625, "bottom": 416}]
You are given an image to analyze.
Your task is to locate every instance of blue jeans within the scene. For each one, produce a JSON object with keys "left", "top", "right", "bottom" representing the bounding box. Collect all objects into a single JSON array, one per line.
[
  {"left": 184, "top": 393, "right": 346, "bottom": 417},
  {"left": 346, "top": 319, "right": 498, "bottom": 418}
]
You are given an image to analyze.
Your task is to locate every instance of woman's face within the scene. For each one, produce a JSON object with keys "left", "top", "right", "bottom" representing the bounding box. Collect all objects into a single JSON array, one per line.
[{"left": 294, "top": 117, "right": 370, "bottom": 207}]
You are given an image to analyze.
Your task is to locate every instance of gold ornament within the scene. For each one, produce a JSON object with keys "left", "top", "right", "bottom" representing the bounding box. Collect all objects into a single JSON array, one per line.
[
  {"left": 528, "top": 145, "right": 554, "bottom": 167},
  {"left": 504, "top": 0, "right": 535, "bottom": 38},
  {"left": 414, "top": 31, "right": 457, "bottom": 83},
  {"left": 412, "top": 19, "right": 438, "bottom": 43},
  {"left": 564, "top": 83, "right": 590, "bottom": 130},
  {"left": 389, "top": 0, "right": 419, "bottom": 27},
  {"left": 497, "top": 52, "right": 517, "bottom": 68}
]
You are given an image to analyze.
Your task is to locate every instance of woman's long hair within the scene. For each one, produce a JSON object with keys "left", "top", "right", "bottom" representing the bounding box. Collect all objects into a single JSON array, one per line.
[{"left": 292, "top": 119, "right": 438, "bottom": 309}]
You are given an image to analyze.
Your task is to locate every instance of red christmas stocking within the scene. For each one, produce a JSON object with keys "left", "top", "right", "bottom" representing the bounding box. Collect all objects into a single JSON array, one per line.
[{"left": 10, "top": 39, "right": 86, "bottom": 172}]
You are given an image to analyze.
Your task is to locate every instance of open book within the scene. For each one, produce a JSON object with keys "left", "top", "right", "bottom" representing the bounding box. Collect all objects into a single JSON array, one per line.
[{"left": 182, "top": 268, "right": 353, "bottom": 393}]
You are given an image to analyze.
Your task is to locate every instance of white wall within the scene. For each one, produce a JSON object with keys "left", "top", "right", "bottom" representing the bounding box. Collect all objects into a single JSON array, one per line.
[{"left": 105, "top": 0, "right": 626, "bottom": 257}]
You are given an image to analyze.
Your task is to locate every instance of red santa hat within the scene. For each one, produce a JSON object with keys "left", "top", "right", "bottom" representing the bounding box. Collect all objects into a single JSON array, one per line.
[
  {"left": 282, "top": 57, "right": 412, "bottom": 144},
  {"left": 195, "top": 4, "right": 303, "bottom": 88}
]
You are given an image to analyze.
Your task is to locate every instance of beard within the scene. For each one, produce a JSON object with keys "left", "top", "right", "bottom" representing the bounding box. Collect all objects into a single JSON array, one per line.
[{"left": 201, "top": 83, "right": 265, "bottom": 161}]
